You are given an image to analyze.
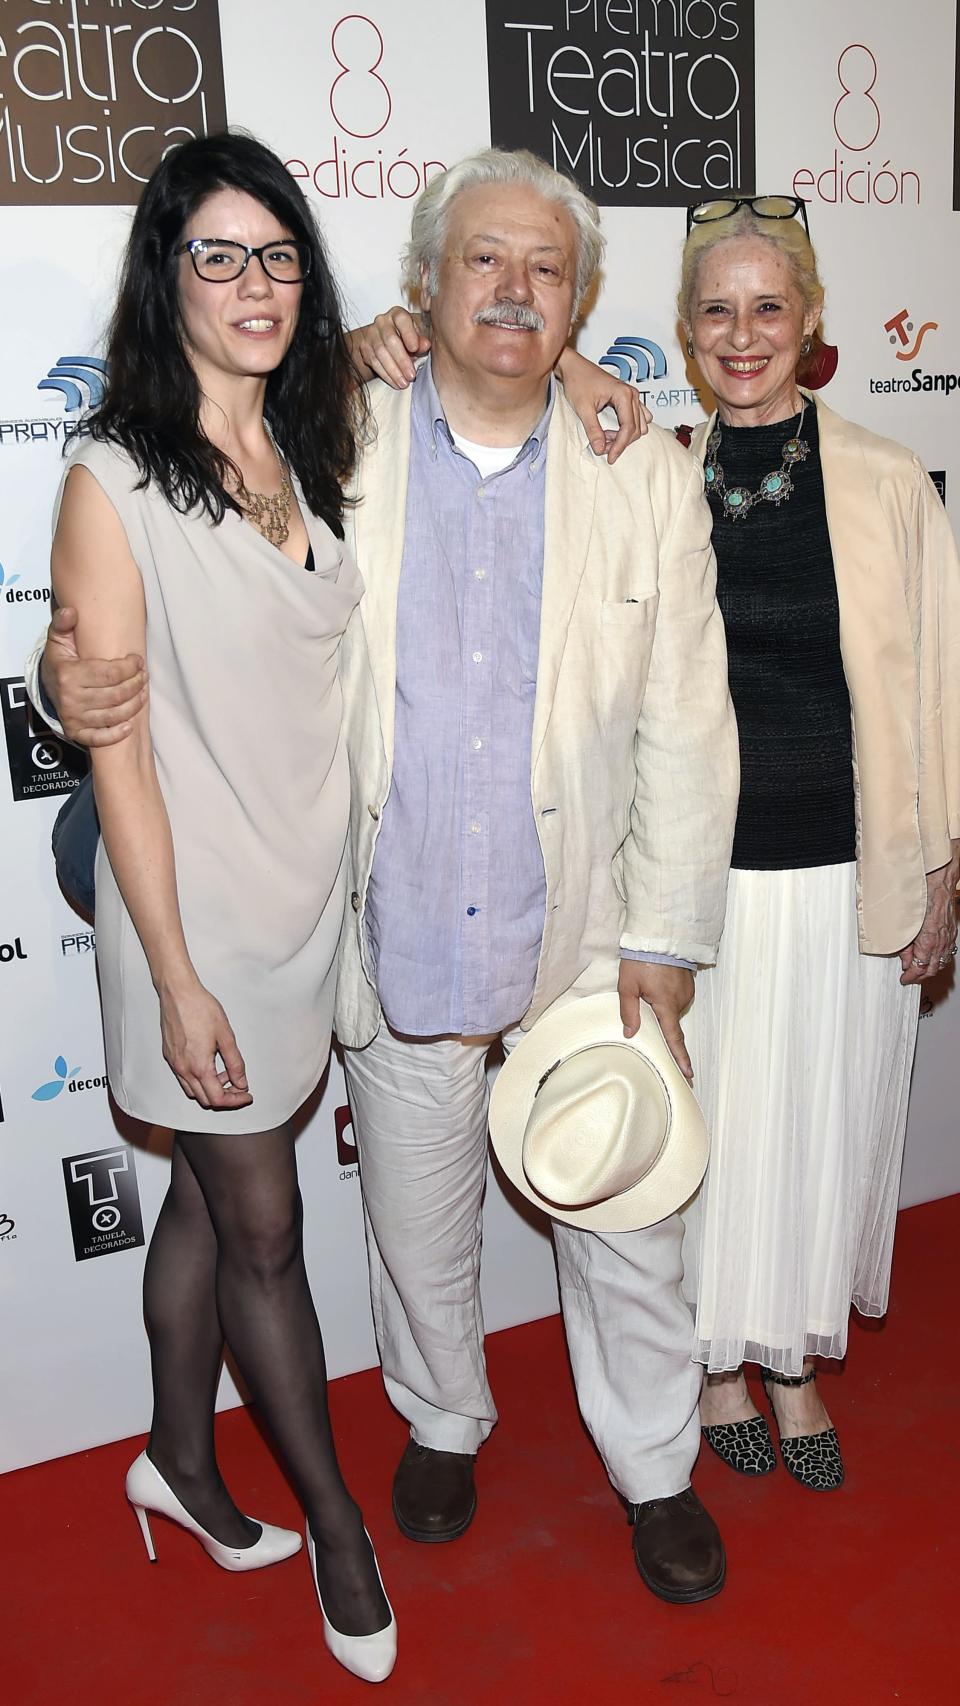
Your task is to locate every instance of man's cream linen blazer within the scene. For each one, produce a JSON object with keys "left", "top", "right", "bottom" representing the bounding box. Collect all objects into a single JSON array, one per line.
[{"left": 334, "top": 381, "right": 740, "bottom": 1050}]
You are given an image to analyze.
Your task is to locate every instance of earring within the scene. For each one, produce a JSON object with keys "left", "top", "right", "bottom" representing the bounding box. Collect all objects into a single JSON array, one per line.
[
  {"left": 801, "top": 337, "right": 812, "bottom": 356},
  {"left": 686, "top": 337, "right": 694, "bottom": 357}
]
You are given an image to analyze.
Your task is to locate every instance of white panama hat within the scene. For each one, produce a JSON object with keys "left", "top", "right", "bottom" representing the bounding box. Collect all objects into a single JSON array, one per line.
[{"left": 489, "top": 992, "right": 709, "bottom": 1233}]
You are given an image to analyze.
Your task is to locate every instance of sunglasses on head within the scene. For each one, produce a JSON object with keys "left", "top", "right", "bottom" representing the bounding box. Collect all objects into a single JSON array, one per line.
[{"left": 686, "top": 195, "right": 810, "bottom": 237}]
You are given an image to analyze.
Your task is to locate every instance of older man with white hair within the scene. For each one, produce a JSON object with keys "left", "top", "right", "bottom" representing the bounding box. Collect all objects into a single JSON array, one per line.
[{"left": 335, "top": 148, "right": 738, "bottom": 1600}]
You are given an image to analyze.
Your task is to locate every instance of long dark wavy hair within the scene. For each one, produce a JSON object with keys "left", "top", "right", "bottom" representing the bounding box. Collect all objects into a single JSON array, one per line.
[{"left": 90, "top": 131, "right": 363, "bottom": 538}]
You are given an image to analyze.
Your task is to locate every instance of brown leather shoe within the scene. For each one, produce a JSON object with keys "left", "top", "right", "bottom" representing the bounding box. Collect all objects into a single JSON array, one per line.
[
  {"left": 392, "top": 1440, "right": 477, "bottom": 1543},
  {"left": 629, "top": 1487, "right": 725, "bottom": 1603}
]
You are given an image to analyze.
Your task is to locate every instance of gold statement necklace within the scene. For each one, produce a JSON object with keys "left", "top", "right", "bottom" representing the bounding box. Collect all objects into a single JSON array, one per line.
[{"left": 235, "top": 450, "right": 292, "bottom": 548}]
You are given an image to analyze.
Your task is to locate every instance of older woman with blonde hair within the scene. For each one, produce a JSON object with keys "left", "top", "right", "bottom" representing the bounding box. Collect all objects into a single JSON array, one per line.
[{"left": 677, "top": 195, "right": 960, "bottom": 1488}]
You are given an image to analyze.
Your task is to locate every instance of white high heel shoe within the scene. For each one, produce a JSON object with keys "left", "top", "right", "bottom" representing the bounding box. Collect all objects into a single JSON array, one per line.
[
  {"left": 306, "top": 1525, "right": 397, "bottom": 1684},
  {"left": 125, "top": 1451, "right": 302, "bottom": 1571}
]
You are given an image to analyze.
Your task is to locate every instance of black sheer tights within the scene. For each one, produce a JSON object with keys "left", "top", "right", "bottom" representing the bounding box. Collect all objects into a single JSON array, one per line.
[{"left": 142, "top": 1124, "right": 389, "bottom": 1635}]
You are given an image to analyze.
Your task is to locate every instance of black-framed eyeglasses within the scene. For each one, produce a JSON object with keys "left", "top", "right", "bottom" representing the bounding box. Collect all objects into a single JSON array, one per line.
[
  {"left": 175, "top": 237, "right": 312, "bottom": 283},
  {"left": 685, "top": 195, "right": 810, "bottom": 237}
]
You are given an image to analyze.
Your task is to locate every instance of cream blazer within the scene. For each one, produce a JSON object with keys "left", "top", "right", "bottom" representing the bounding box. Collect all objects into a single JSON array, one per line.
[
  {"left": 689, "top": 393, "right": 960, "bottom": 955},
  {"left": 334, "top": 382, "right": 740, "bottom": 1049}
]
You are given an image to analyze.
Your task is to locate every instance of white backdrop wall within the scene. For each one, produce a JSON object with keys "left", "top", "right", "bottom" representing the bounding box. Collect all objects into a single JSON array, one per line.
[{"left": 1, "top": 0, "right": 958, "bottom": 1474}]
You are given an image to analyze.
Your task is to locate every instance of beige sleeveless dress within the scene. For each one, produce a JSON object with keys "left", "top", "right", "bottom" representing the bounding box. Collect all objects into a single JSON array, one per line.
[{"left": 56, "top": 438, "right": 363, "bottom": 1133}]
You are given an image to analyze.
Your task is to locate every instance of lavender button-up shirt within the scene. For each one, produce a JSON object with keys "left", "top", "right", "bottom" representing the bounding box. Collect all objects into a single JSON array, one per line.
[
  {"left": 363, "top": 362, "right": 691, "bottom": 1038},
  {"left": 364, "top": 362, "right": 552, "bottom": 1036}
]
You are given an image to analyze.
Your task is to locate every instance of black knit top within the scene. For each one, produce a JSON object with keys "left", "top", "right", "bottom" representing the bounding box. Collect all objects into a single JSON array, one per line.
[{"left": 706, "top": 404, "right": 856, "bottom": 870}]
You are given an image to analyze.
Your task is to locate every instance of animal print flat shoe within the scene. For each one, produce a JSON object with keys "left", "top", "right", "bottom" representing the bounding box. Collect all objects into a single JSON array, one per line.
[
  {"left": 762, "top": 1368, "right": 845, "bottom": 1492},
  {"left": 778, "top": 1430, "right": 844, "bottom": 1491},
  {"left": 701, "top": 1415, "right": 777, "bottom": 1476}
]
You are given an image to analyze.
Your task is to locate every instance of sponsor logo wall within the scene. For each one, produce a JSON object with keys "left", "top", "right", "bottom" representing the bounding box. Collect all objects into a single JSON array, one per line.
[{"left": 0, "top": 0, "right": 957, "bottom": 1474}]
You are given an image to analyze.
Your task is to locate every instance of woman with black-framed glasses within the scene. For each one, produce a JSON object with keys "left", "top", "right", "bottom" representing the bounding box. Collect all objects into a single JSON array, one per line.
[
  {"left": 46, "top": 131, "right": 396, "bottom": 1683},
  {"left": 175, "top": 234, "right": 315, "bottom": 282},
  {"left": 675, "top": 196, "right": 960, "bottom": 1491}
]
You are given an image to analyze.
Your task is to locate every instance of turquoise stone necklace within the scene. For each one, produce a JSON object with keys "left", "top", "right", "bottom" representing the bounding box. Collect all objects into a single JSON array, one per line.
[{"left": 704, "top": 402, "right": 809, "bottom": 520}]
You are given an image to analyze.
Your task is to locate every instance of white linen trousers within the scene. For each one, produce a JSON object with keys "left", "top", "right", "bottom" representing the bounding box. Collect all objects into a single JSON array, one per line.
[{"left": 342, "top": 962, "right": 702, "bottom": 1505}]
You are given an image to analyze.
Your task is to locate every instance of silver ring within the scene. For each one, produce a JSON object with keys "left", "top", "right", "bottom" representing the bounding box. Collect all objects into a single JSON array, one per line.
[
  {"left": 951, "top": 945, "right": 958, "bottom": 958},
  {"left": 912, "top": 957, "right": 930, "bottom": 967}
]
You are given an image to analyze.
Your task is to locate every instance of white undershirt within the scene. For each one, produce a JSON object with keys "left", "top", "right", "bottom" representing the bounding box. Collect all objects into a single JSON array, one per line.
[{"left": 450, "top": 431, "right": 523, "bottom": 480}]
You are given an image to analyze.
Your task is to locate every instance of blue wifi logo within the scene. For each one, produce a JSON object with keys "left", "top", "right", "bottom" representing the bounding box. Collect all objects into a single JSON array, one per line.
[
  {"left": 599, "top": 336, "right": 668, "bottom": 385},
  {"left": 37, "top": 357, "right": 108, "bottom": 412}
]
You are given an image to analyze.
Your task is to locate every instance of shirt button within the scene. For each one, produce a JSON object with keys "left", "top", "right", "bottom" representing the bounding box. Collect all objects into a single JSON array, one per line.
[
  {"left": 466, "top": 906, "right": 478, "bottom": 916},
  {"left": 476, "top": 488, "right": 486, "bottom": 501},
  {"left": 471, "top": 736, "right": 483, "bottom": 751},
  {"left": 472, "top": 651, "right": 483, "bottom": 664},
  {"left": 470, "top": 822, "right": 481, "bottom": 834},
  {"left": 474, "top": 569, "right": 486, "bottom": 581}
]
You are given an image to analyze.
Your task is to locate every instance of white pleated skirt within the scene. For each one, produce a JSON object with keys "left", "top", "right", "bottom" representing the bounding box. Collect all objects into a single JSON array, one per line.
[{"left": 682, "top": 862, "right": 920, "bottom": 1376}]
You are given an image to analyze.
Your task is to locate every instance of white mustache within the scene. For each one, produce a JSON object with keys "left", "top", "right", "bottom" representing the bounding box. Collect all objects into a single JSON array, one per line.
[{"left": 473, "top": 303, "right": 545, "bottom": 332}]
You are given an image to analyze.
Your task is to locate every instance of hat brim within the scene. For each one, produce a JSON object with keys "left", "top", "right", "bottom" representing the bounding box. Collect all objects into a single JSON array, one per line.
[{"left": 489, "top": 992, "right": 708, "bottom": 1232}]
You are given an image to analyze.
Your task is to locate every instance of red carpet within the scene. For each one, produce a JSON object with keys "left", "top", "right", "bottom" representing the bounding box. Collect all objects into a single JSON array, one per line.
[{"left": 6, "top": 1196, "right": 958, "bottom": 1706}]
